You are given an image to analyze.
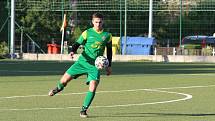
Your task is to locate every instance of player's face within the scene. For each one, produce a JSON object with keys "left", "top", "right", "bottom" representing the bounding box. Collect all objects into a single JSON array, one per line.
[{"left": 92, "top": 17, "right": 103, "bottom": 31}]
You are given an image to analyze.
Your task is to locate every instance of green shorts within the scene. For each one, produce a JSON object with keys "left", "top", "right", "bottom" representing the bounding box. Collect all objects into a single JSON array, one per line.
[{"left": 66, "top": 60, "right": 100, "bottom": 85}]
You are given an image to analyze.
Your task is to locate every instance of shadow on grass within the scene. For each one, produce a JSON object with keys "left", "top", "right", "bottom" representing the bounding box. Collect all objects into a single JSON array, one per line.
[
  {"left": 1, "top": 61, "right": 215, "bottom": 76},
  {"left": 92, "top": 112, "right": 215, "bottom": 118}
]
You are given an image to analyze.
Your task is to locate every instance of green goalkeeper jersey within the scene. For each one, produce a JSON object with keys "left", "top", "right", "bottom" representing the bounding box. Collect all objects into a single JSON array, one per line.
[{"left": 76, "top": 28, "right": 112, "bottom": 62}]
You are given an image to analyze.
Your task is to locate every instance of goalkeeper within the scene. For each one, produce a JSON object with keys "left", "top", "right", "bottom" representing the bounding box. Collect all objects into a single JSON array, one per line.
[{"left": 48, "top": 12, "right": 112, "bottom": 118}]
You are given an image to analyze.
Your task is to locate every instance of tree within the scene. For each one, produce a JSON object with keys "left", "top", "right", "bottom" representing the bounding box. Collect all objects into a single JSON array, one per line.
[
  {"left": 183, "top": 0, "right": 215, "bottom": 36},
  {"left": 15, "top": 0, "right": 71, "bottom": 52}
]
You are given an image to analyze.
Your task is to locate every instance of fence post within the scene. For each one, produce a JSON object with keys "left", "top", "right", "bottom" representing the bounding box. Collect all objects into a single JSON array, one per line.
[
  {"left": 173, "top": 47, "right": 176, "bottom": 55},
  {"left": 154, "top": 47, "right": 157, "bottom": 55},
  {"left": 212, "top": 48, "right": 215, "bottom": 56}
]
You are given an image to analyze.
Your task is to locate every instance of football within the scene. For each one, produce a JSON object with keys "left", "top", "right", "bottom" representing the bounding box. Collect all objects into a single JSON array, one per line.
[{"left": 95, "top": 56, "right": 109, "bottom": 69}]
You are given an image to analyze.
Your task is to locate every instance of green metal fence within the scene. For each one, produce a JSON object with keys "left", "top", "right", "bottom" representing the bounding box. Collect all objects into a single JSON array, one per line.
[
  {"left": 0, "top": 0, "right": 215, "bottom": 54},
  {"left": 0, "top": 1, "right": 10, "bottom": 44}
]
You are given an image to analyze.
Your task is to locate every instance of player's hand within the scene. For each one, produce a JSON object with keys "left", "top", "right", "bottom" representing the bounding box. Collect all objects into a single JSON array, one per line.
[
  {"left": 106, "top": 67, "right": 112, "bottom": 76},
  {"left": 70, "top": 52, "right": 75, "bottom": 59}
]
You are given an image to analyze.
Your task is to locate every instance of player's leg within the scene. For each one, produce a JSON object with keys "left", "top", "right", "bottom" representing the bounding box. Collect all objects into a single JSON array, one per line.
[
  {"left": 48, "top": 61, "right": 84, "bottom": 96},
  {"left": 48, "top": 72, "right": 73, "bottom": 96},
  {"left": 79, "top": 61, "right": 100, "bottom": 118},
  {"left": 80, "top": 80, "right": 98, "bottom": 118}
]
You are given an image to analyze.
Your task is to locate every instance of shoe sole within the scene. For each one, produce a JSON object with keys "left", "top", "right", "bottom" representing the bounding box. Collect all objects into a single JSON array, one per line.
[
  {"left": 80, "top": 114, "right": 88, "bottom": 118},
  {"left": 48, "top": 90, "right": 55, "bottom": 96}
]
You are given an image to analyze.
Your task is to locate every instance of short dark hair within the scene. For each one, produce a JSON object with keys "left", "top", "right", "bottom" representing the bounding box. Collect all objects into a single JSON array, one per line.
[{"left": 92, "top": 12, "right": 104, "bottom": 19}]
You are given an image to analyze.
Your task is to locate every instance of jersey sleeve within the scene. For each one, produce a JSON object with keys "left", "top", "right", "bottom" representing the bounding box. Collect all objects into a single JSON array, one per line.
[
  {"left": 106, "top": 33, "right": 112, "bottom": 48},
  {"left": 76, "top": 30, "right": 87, "bottom": 45},
  {"left": 106, "top": 33, "right": 112, "bottom": 67}
]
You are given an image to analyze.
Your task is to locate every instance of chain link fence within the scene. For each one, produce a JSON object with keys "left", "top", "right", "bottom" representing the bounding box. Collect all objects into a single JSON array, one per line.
[{"left": 0, "top": 0, "right": 215, "bottom": 56}]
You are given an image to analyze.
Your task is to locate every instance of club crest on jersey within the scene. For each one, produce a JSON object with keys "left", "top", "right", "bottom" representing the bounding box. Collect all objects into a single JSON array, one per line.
[{"left": 102, "top": 36, "right": 106, "bottom": 41}]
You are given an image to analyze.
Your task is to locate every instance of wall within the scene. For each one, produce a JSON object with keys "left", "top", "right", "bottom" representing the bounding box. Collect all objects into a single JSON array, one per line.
[{"left": 22, "top": 53, "right": 215, "bottom": 63}]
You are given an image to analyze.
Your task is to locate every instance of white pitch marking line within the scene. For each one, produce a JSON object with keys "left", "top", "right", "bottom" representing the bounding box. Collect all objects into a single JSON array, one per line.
[
  {"left": 0, "top": 106, "right": 81, "bottom": 111},
  {"left": 93, "top": 89, "right": 192, "bottom": 108},
  {"left": 1, "top": 84, "right": 214, "bottom": 99},
  {"left": 0, "top": 92, "right": 86, "bottom": 99},
  {"left": 0, "top": 85, "right": 214, "bottom": 111},
  {"left": 0, "top": 89, "right": 191, "bottom": 111},
  {"left": 151, "top": 84, "right": 215, "bottom": 90}
]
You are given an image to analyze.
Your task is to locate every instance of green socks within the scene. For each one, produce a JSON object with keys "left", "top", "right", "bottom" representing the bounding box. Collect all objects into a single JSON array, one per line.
[
  {"left": 82, "top": 91, "right": 95, "bottom": 111},
  {"left": 57, "top": 81, "right": 65, "bottom": 91},
  {"left": 56, "top": 82, "right": 95, "bottom": 111}
]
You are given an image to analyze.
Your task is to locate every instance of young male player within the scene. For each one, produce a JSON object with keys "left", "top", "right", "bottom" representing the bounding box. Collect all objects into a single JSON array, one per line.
[{"left": 48, "top": 12, "right": 112, "bottom": 118}]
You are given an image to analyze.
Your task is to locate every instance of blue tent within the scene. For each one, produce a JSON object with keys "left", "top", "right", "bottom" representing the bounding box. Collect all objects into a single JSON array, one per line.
[{"left": 121, "top": 37, "right": 156, "bottom": 55}]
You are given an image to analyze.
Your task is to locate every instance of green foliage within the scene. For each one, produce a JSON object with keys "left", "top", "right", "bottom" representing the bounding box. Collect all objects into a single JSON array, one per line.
[
  {"left": 0, "top": 1, "right": 9, "bottom": 42},
  {"left": 70, "top": 26, "right": 82, "bottom": 43},
  {"left": 0, "top": 41, "right": 9, "bottom": 58},
  {"left": 13, "top": 0, "right": 215, "bottom": 48},
  {"left": 20, "top": 11, "right": 61, "bottom": 42}
]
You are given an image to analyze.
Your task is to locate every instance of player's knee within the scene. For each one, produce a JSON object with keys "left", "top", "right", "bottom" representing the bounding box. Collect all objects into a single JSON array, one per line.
[
  {"left": 89, "top": 81, "right": 98, "bottom": 92},
  {"left": 60, "top": 73, "right": 73, "bottom": 86}
]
